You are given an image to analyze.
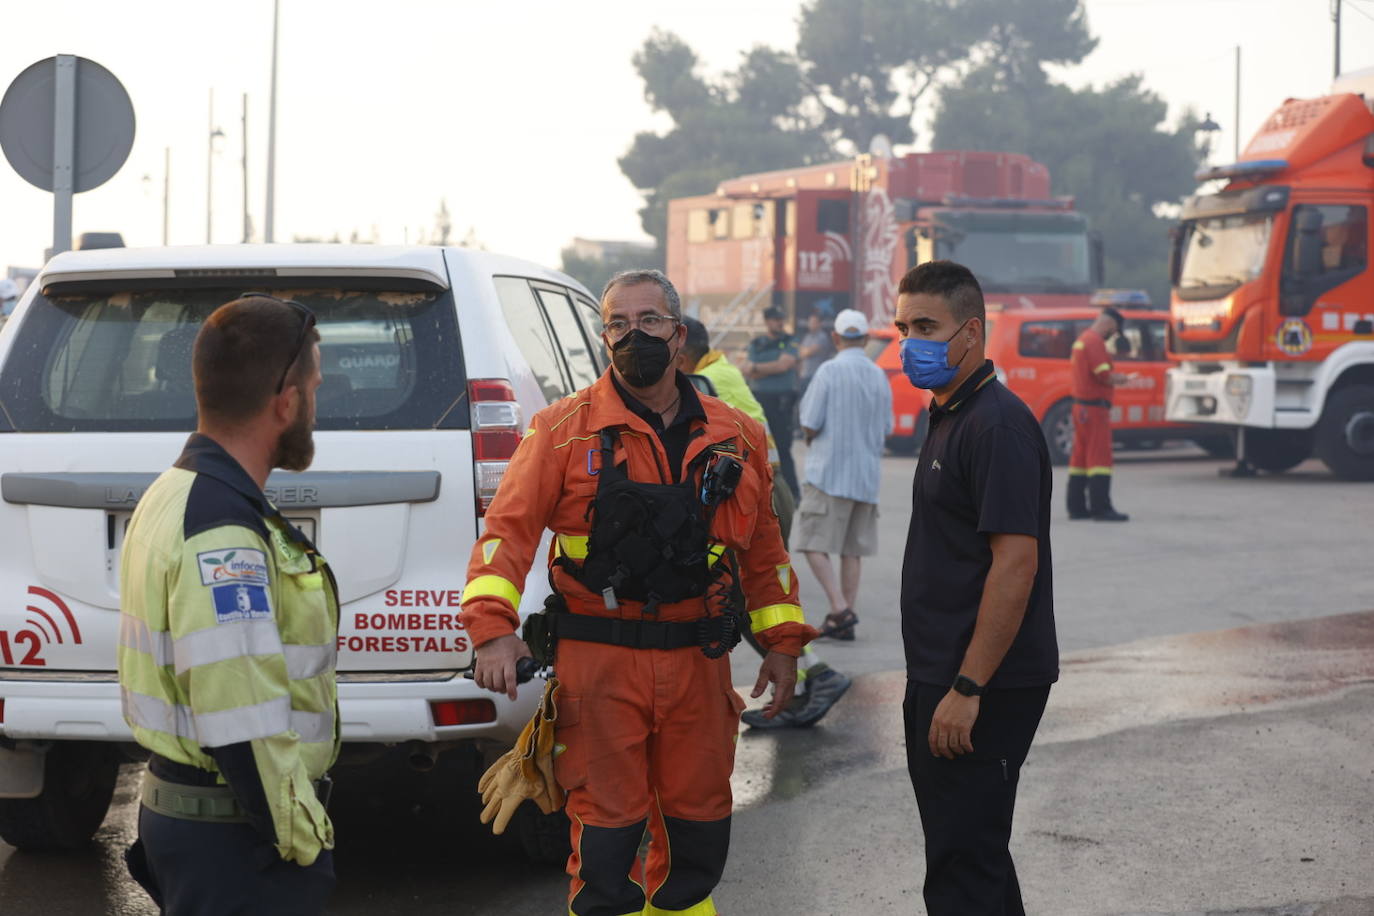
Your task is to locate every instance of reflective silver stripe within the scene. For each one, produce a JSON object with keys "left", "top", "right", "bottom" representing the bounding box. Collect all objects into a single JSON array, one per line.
[
  {"left": 284, "top": 644, "right": 336, "bottom": 680},
  {"left": 122, "top": 689, "right": 293, "bottom": 748},
  {"left": 172, "top": 621, "right": 285, "bottom": 675},
  {"left": 290, "top": 709, "right": 335, "bottom": 744},
  {"left": 120, "top": 614, "right": 171, "bottom": 666}
]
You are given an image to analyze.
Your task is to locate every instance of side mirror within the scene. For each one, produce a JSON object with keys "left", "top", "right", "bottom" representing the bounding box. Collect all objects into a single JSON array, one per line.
[
  {"left": 1167, "top": 225, "right": 1184, "bottom": 286},
  {"left": 1292, "top": 209, "right": 1324, "bottom": 276},
  {"left": 1089, "top": 231, "right": 1106, "bottom": 287}
]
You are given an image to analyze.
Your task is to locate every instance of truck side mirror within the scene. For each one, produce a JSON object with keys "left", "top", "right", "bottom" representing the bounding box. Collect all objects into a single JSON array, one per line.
[
  {"left": 1089, "top": 231, "right": 1105, "bottom": 287},
  {"left": 1292, "top": 209, "right": 1325, "bottom": 276},
  {"left": 1167, "top": 225, "right": 1183, "bottom": 286}
]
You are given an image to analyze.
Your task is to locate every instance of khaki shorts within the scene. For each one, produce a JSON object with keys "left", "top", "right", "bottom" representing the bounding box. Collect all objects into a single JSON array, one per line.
[{"left": 794, "top": 483, "right": 879, "bottom": 557}]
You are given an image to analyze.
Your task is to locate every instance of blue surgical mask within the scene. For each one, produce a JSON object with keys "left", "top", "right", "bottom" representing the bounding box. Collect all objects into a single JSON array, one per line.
[{"left": 899, "top": 320, "right": 971, "bottom": 390}]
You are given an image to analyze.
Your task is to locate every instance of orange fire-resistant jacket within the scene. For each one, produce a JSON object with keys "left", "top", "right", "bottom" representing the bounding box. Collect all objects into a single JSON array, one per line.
[{"left": 460, "top": 370, "right": 815, "bottom": 656}]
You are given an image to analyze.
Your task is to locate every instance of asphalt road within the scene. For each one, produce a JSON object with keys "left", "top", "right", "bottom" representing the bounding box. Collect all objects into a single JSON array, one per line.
[{"left": 3, "top": 443, "right": 1372, "bottom": 915}]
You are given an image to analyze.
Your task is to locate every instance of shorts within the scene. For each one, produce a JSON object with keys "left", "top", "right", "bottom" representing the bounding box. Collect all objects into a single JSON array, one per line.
[{"left": 794, "top": 483, "right": 878, "bottom": 557}]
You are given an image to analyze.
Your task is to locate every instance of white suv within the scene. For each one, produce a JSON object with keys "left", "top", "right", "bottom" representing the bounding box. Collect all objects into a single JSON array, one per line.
[{"left": 0, "top": 244, "right": 608, "bottom": 859}]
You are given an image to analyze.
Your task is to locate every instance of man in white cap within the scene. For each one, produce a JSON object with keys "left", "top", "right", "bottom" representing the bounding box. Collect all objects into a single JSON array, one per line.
[{"left": 795, "top": 308, "right": 892, "bottom": 644}]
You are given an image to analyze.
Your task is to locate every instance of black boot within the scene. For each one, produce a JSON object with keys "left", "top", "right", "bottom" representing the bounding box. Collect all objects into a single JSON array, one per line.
[
  {"left": 1066, "top": 475, "right": 1090, "bottom": 519},
  {"left": 1089, "top": 475, "right": 1129, "bottom": 522}
]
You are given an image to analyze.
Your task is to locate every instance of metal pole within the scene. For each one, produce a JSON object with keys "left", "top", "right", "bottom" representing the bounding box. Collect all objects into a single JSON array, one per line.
[
  {"left": 1333, "top": 0, "right": 1341, "bottom": 79},
  {"left": 265, "top": 0, "right": 279, "bottom": 243},
  {"left": 51, "top": 55, "right": 76, "bottom": 256},
  {"left": 1234, "top": 45, "right": 1241, "bottom": 162},
  {"left": 242, "top": 92, "right": 250, "bottom": 243},
  {"left": 163, "top": 146, "right": 170, "bottom": 246},
  {"left": 207, "top": 88, "right": 214, "bottom": 244}
]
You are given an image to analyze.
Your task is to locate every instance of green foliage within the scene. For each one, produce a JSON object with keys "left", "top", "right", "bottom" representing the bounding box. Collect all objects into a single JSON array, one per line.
[
  {"left": 558, "top": 244, "right": 657, "bottom": 298},
  {"left": 618, "top": 29, "right": 834, "bottom": 254},
  {"left": 933, "top": 69, "right": 1210, "bottom": 304}
]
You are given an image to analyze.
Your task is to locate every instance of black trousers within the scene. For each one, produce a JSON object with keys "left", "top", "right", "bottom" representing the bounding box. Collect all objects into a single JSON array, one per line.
[
  {"left": 127, "top": 806, "right": 335, "bottom": 916},
  {"left": 754, "top": 390, "right": 799, "bottom": 499},
  {"left": 904, "top": 681, "right": 1051, "bottom": 916}
]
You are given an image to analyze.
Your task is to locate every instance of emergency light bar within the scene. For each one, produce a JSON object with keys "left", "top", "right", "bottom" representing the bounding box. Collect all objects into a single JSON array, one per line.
[
  {"left": 1090, "top": 289, "right": 1152, "bottom": 308},
  {"left": 1193, "top": 160, "right": 1288, "bottom": 183},
  {"left": 940, "top": 194, "right": 1075, "bottom": 210}
]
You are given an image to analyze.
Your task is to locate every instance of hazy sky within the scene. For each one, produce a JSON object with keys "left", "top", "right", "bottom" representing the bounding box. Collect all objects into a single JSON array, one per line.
[{"left": 2, "top": 0, "right": 1371, "bottom": 277}]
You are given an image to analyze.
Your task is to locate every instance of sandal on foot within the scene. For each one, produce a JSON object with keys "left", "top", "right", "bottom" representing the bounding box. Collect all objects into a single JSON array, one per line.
[{"left": 817, "top": 608, "right": 857, "bottom": 641}]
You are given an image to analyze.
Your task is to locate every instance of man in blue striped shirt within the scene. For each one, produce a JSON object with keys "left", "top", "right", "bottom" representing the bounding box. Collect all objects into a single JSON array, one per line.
[{"left": 796, "top": 308, "right": 894, "bottom": 641}]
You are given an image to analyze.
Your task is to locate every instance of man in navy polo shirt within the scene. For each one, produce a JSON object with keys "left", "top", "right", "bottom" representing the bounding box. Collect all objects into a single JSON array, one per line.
[{"left": 893, "top": 260, "right": 1058, "bottom": 915}]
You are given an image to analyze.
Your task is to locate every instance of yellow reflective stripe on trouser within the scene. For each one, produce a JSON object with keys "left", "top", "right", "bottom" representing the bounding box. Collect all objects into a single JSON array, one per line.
[
  {"left": 749, "top": 603, "right": 804, "bottom": 633},
  {"left": 555, "top": 533, "right": 589, "bottom": 560},
  {"left": 461, "top": 574, "right": 522, "bottom": 607},
  {"left": 645, "top": 896, "right": 717, "bottom": 916},
  {"left": 1087, "top": 466, "right": 1113, "bottom": 476},
  {"left": 1067, "top": 467, "right": 1088, "bottom": 476}
]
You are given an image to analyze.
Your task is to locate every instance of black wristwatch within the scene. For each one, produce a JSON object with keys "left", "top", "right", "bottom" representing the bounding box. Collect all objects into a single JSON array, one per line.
[{"left": 951, "top": 674, "right": 985, "bottom": 697}]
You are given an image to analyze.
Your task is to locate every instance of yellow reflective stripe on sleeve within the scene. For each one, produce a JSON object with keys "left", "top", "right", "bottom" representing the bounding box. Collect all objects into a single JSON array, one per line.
[
  {"left": 645, "top": 896, "right": 717, "bottom": 916},
  {"left": 482, "top": 539, "right": 501, "bottom": 565},
  {"left": 1072, "top": 340, "right": 1085, "bottom": 350},
  {"left": 461, "top": 574, "right": 522, "bottom": 607},
  {"left": 749, "top": 603, "right": 804, "bottom": 633},
  {"left": 1087, "top": 466, "right": 1113, "bottom": 476},
  {"left": 1093, "top": 363, "right": 1112, "bottom": 374},
  {"left": 707, "top": 543, "right": 726, "bottom": 568},
  {"left": 555, "top": 533, "right": 589, "bottom": 560}
]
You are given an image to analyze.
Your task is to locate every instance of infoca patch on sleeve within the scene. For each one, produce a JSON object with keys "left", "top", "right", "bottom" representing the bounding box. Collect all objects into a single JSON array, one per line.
[{"left": 197, "top": 548, "right": 273, "bottom": 623}]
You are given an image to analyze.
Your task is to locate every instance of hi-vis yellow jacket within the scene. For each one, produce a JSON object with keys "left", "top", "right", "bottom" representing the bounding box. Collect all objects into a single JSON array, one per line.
[
  {"left": 460, "top": 370, "right": 815, "bottom": 653},
  {"left": 118, "top": 434, "right": 339, "bottom": 866}
]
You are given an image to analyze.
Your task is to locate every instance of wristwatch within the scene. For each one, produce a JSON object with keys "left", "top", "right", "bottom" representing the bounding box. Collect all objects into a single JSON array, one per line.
[{"left": 951, "top": 674, "right": 985, "bottom": 697}]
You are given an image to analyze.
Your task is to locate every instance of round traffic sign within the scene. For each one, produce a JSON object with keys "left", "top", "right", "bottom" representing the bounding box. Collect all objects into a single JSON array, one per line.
[{"left": 0, "top": 56, "right": 135, "bottom": 193}]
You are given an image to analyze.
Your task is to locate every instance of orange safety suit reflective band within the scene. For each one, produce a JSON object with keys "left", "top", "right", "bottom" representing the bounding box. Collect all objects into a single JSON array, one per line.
[{"left": 460, "top": 370, "right": 816, "bottom": 916}]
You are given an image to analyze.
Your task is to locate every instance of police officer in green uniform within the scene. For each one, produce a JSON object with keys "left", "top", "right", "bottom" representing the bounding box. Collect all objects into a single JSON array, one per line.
[{"left": 118, "top": 294, "right": 339, "bottom": 915}]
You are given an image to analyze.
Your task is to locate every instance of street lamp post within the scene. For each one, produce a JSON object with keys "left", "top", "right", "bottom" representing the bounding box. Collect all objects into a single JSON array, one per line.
[{"left": 207, "top": 89, "right": 225, "bottom": 244}]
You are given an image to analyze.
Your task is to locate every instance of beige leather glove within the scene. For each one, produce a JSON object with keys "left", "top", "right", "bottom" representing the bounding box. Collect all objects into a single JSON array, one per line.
[{"left": 476, "top": 678, "right": 564, "bottom": 835}]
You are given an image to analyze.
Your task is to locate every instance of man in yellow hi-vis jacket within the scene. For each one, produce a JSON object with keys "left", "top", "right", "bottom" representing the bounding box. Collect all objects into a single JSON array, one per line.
[{"left": 118, "top": 294, "right": 338, "bottom": 915}]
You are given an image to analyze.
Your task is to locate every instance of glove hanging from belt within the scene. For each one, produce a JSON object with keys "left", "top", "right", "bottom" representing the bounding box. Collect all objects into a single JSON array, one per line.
[{"left": 477, "top": 677, "right": 565, "bottom": 835}]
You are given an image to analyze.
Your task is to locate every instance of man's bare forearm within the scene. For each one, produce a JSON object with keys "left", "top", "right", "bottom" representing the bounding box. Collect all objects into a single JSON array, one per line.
[{"left": 958, "top": 534, "right": 1038, "bottom": 685}]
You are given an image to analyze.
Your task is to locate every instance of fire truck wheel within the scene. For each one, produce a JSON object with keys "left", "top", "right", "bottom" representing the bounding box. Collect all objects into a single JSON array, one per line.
[
  {"left": 1041, "top": 400, "right": 1074, "bottom": 467},
  {"left": 0, "top": 741, "right": 120, "bottom": 851},
  {"left": 1244, "top": 428, "right": 1312, "bottom": 474},
  {"left": 1316, "top": 384, "right": 1374, "bottom": 481},
  {"left": 515, "top": 800, "right": 572, "bottom": 866}
]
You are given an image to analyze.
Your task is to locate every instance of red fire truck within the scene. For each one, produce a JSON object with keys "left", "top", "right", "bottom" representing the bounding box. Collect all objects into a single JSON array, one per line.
[
  {"left": 667, "top": 151, "right": 1102, "bottom": 341},
  {"left": 1165, "top": 69, "right": 1374, "bottom": 479}
]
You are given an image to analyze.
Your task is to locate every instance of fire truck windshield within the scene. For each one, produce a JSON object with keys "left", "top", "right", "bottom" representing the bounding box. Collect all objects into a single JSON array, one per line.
[
  {"left": 1177, "top": 213, "right": 1273, "bottom": 298},
  {"left": 932, "top": 212, "right": 1091, "bottom": 293}
]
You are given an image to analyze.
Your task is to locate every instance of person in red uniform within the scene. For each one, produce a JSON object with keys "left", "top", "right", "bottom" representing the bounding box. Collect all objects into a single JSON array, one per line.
[
  {"left": 461, "top": 269, "right": 815, "bottom": 916},
  {"left": 1067, "top": 307, "right": 1132, "bottom": 521}
]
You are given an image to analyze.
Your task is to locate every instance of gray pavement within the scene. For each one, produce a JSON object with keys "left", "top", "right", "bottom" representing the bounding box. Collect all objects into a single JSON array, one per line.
[{"left": 2, "top": 444, "right": 1372, "bottom": 914}]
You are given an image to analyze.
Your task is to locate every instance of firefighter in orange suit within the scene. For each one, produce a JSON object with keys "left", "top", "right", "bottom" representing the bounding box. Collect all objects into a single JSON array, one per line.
[
  {"left": 1068, "top": 307, "right": 1131, "bottom": 522},
  {"left": 461, "top": 269, "right": 815, "bottom": 916}
]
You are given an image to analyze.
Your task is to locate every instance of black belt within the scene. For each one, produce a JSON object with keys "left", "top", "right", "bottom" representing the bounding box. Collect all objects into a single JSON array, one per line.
[
  {"left": 149, "top": 754, "right": 333, "bottom": 809},
  {"left": 549, "top": 610, "right": 738, "bottom": 654},
  {"left": 1073, "top": 398, "right": 1112, "bottom": 409}
]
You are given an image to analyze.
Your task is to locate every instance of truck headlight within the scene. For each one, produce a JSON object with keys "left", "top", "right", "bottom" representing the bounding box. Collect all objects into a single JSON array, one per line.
[{"left": 1224, "top": 374, "right": 1253, "bottom": 419}]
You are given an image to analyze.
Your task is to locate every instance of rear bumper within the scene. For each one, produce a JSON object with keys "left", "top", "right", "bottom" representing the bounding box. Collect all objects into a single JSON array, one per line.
[{"left": 0, "top": 672, "right": 539, "bottom": 745}]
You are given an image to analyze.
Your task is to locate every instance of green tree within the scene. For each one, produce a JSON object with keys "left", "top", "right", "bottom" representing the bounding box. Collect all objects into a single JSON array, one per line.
[
  {"left": 558, "top": 244, "right": 654, "bottom": 298},
  {"left": 933, "top": 69, "right": 1209, "bottom": 304},
  {"left": 618, "top": 31, "right": 834, "bottom": 257}
]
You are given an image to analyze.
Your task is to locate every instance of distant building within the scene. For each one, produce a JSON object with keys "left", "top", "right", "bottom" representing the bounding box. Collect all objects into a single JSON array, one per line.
[{"left": 568, "top": 237, "right": 655, "bottom": 262}]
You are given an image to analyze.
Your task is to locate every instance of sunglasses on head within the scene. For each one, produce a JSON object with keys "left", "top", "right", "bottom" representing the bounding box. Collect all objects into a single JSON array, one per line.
[{"left": 238, "top": 292, "right": 317, "bottom": 393}]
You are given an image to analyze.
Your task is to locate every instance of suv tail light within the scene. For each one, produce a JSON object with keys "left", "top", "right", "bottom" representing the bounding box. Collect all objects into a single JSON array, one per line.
[{"left": 469, "top": 379, "right": 522, "bottom": 516}]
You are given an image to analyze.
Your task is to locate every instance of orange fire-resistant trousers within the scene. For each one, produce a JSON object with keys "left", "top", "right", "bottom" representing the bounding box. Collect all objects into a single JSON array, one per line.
[
  {"left": 553, "top": 634, "right": 742, "bottom": 916},
  {"left": 1069, "top": 403, "right": 1114, "bottom": 476}
]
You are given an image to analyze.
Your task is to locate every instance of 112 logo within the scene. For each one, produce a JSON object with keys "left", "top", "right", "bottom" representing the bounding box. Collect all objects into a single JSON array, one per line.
[{"left": 0, "top": 586, "right": 83, "bottom": 667}]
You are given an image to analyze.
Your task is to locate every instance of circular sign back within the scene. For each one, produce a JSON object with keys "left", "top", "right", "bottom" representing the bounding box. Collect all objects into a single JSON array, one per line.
[{"left": 0, "top": 56, "right": 136, "bottom": 193}]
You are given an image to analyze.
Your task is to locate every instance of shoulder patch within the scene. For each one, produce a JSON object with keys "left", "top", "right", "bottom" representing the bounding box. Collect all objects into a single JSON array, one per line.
[
  {"left": 210, "top": 581, "right": 274, "bottom": 623},
  {"left": 197, "top": 548, "right": 269, "bottom": 586}
]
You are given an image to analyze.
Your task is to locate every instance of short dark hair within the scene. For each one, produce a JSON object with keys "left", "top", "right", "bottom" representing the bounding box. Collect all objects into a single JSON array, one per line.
[
  {"left": 762, "top": 305, "right": 786, "bottom": 321},
  {"left": 194, "top": 296, "right": 320, "bottom": 424},
  {"left": 897, "top": 260, "right": 985, "bottom": 325},
  {"left": 1101, "top": 306, "right": 1124, "bottom": 333},
  {"left": 681, "top": 316, "right": 711, "bottom": 359}
]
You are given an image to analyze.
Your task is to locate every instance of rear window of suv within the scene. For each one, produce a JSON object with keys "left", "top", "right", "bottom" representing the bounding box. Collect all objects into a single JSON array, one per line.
[{"left": 0, "top": 284, "right": 467, "bottom": 431}]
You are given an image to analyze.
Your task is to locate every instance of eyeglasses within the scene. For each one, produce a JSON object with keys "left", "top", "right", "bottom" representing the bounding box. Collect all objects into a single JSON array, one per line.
[
  {"left": 604, "top": 313, "right": 679, "bottom": 340},
  {"left": 239, "top": 292, "right": 317, "bottom": 393}
]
